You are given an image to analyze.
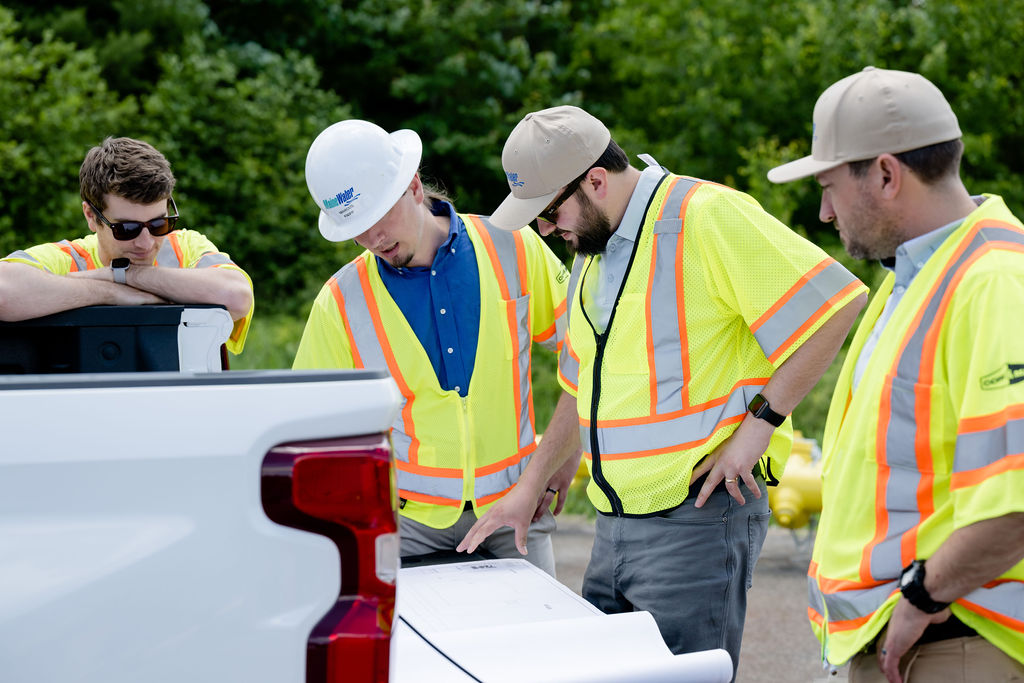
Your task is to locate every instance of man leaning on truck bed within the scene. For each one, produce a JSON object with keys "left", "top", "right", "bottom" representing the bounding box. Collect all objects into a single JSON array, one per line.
[{"left": 0, "top": 137, "right": 254, "bottom": 354}]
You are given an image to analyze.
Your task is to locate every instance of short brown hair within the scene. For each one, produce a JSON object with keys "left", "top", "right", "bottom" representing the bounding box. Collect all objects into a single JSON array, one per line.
[
  {"left": 79, "top": 137, "right": 176, "bottom": 210},
  {"left": 848, "top": 138, "right": 964, "bottom": 184}
]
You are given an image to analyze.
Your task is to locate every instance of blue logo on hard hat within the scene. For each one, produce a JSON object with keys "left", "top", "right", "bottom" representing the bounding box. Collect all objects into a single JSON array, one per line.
[
  {"left": 506, "top": 171, "right": 525, "bottom": 187},
  {"left": 322, "top": 187, "right": 360, "bottom": 210}
]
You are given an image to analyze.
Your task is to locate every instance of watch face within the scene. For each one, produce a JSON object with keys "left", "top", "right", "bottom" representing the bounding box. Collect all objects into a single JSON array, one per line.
[{"left": 749, "top": 394, "right": 767, "bottom": 413}]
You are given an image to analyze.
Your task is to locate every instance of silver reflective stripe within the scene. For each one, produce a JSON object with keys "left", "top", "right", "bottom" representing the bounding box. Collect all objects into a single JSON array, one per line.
[
  {"left": 397, "top": 469, "right": 463, "bottom": 500},
  {"left": 470, "top": 216, "right": 534, "bottom": 452},
  {"left": 808, "top": 576, "right": 827, "bottom": 618},
  {"left": 155, "top": 236, "right": 183, "bottom": 267},
  {"left": 872, "top": 224, "right": 1024, "bottom": 576},
  {"left": 512, "top": 292, "right": 533, "bottom": 450},
  {"left": 56, "top": 241, "right": 89, "bottom": 271},
  {"left": 590, "top": 383, "right": 763, "bottom": 457},
  {"left": 6, "top": 250, "right": 40, "bottom": 264},
  {"left": 476, "top": 216, "right": 522, "bottom": 300},
  {"left": 475, "top": 454, "right": 531, "bottom": 499},
  {"left": 559, "top": 256, "right": 585, "bottom": 388},
  {"left": 963, "top": 580, "right": 1024, "bottom": 623},
  {"left": 956, "top": 416, "right": 1024, "bottom": 473},
  {"left": 331, "top": 260, "right": 410, "bottom": 464},
  {"left": 196, "top": 252, "right": 232, "bottom": 267},
  {"left": 649, "top": 178, "right": 698, "bottom": 413},
  {"left": 821, "top": 580, "right": 898, "bottom": 623},
  {"left": 753, "top": 260, "right": 857, "bottom": 361}
]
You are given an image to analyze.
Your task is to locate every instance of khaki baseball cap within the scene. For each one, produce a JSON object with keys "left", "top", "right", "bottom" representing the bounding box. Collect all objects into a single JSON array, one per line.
[
  {"left": 489, "top": 105, "right": 611, "bottom": 231},
  {"left": 767, "top": 66, "right": 961, "bottom": 183}
]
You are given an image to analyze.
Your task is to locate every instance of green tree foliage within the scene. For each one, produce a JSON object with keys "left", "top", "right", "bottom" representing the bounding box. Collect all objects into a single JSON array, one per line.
[
  {"left": 3, "top": 0, "right": 1024, "bottom": 438},
  {"left": 0, "top": 6, "right": 135, "bottom": 257},
  {"left": 134, "top": 35, "right": 355, "bottom": 307},
  {"left": 204, "top": 0, "right": 606, "bottom": 210}
]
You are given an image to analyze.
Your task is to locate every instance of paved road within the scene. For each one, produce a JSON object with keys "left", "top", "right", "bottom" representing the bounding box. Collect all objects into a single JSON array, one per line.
[{"left": 552, "top": 514, "right": 839, "bottom": 683}]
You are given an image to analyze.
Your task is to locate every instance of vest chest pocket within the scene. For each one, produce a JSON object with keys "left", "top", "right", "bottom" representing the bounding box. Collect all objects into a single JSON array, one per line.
[
  {"left": 605, "top": 293, "right": 651, "bottom": 375},
  {"left": 501, "top": 294, "right": 531, "bottom": 361},
  {"left": 880, "top": 374, "right": 950, "bottom": 475}
]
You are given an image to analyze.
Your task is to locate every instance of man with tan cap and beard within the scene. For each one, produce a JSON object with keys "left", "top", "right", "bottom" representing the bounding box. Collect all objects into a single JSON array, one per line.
[
  {"left": 769, "top": 67, "right": 1024, "bottom": 683},
  {"left": 459, "top": 105, "right": 867, "bottom": 677}
]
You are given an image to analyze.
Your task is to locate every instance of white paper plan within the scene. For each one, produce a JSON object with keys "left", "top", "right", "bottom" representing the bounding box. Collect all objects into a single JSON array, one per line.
[{"left": 391, "top": 559, "right": 733, "bottom": 683}]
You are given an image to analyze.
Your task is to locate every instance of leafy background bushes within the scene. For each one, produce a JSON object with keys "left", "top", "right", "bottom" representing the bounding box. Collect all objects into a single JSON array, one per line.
[{"left": 3, "top": 0, "right": 1021, "bottom": 443}]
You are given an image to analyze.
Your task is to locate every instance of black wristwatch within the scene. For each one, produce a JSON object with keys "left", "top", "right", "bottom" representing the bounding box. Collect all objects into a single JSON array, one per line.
[
  {"left": 747, "top": 393, "right": 785, "bottom": 427},
  {"left": 899, "top": 560, "right": 950, "bottom": 614},
  {"left": 111, "top": 257, "right": 130, "bottom": 284}
]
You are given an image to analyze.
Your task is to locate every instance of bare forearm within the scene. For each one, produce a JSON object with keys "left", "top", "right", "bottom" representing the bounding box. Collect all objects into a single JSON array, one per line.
[
  {"left": 925, "top": 513, "right": 1024, "bottom": 603},
  {"left": 127, "top": 265, "right": 253, "bottom": 320},
  {"left": 0, "top": 262, "right": 155, "bottom": 321},
  {"left": 761, "top": 293, "right": 866, "bottom": 414},
  {"left": 517, "top": 392, "right": 580, "bottom": 495}
]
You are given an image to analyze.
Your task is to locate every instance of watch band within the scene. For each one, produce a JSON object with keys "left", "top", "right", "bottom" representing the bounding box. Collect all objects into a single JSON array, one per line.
[
  {"left": 111, "top": 257, "right": 130, "bottom": 285},
  {"left": 747, "top": 393, "right": 785, "bottom": 427},
  {"left": 899, "top": 560, "right": 950, "bottom": 614}
]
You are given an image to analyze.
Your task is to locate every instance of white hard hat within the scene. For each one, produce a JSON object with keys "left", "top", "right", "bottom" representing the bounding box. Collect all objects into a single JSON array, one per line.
[{"left": 305, "top": 119, "right": 423, "bottom": 241}]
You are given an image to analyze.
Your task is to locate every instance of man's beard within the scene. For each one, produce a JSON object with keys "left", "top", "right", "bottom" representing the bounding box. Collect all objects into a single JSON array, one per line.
[{"left": 569, "top": 190, "right": 614, "bottom": 256}]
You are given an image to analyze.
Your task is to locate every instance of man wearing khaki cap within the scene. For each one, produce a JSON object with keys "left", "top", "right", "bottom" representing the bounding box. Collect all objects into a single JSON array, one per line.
[
  {"left": 459, "top": 104, "right": 866, "bottom": 677},
  {"left": 770, "top": 66, "right": 1024, "bottom": 682}
]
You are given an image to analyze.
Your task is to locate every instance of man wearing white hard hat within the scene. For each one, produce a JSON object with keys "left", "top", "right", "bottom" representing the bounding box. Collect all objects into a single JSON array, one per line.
[
  {"left": 458, "top": 105, "right": 867, "bottom": 677},
  {"left": 293, "top": 120, "right": 580, "bottom": 575},
  {"left": 770, "top": 66, "right": 1024, "bottom": 683}
]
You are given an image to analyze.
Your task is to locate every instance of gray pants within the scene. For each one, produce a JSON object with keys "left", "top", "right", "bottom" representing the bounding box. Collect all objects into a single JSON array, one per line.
[
  {"left": 399, "top": 506, "right": 558, "bottom": 577},
  {"left": 582, "top": 478, "right": 770, "bottom": 681}
]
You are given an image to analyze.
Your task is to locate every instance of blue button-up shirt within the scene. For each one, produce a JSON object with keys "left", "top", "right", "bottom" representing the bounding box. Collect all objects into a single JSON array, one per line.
[{"left": 376, "top": 201, "right": 480, "bottom": 396}]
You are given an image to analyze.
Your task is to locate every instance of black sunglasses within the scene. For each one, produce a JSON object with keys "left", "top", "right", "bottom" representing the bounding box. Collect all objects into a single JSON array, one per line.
[
  {"left": 538, "top": 172, "right": 588, "bottom": 224},
  {"left": 87, "top": 197, "right": 179, "bottom": 241}
]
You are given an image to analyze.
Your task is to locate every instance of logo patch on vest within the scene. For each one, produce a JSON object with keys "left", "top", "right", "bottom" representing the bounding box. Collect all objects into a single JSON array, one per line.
[{"left": 980, "top": 363, "right": 1024, "bottom": 390}]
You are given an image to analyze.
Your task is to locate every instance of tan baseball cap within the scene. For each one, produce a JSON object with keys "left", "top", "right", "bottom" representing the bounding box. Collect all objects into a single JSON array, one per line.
[
  {"left": 768, "top": 66, "right": 962, "bottom": 183},
  {"left": 489, "top": 105, "right": 611, "bottom": 231}
]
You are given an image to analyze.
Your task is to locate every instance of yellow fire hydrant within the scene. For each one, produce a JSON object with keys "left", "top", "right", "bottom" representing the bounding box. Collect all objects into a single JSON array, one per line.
[{"left": 767, "top": 433, "right": 822, "bottom": 529}]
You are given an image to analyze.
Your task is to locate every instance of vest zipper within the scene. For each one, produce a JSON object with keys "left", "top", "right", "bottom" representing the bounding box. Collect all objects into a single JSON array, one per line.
[
  {"left": 461, "top": 395, "right": 473, "bottom": 505},
  {"left": 579, "top": 172, "right": 669, "bottom": 517},
  {"left": 587, "top": 328, "right": 623, "bottom": 515}
]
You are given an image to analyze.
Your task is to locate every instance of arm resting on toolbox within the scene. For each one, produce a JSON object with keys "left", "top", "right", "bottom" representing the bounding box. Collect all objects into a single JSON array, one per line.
[
  {"left": 0, "top": 261, "right": 165, "bottom": 321},
  {"left": 0, "top": 260, "right": 252, "bottom": 323},
  {"left": 459, "top": 391, "right": 581, "bottom": 556}
]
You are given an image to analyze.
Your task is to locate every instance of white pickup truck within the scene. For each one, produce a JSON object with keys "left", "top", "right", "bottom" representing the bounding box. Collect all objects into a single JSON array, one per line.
[
  {"left": 0, "top": 368, "right": 403, "bottom": 683},
  {"left": 0, "top": 307, "right": 733, "bottom": 683}
]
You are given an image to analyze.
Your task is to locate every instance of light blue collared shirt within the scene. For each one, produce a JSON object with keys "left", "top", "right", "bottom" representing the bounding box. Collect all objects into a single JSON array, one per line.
[
  {"left": 580, "top": 156, "right": 667, "bottom": 333},
  {"left": 852, "top": 216, "right": 967, "bottom": 389}
]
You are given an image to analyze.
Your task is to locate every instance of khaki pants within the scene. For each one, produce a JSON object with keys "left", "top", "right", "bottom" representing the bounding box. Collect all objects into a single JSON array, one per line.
[{"left": 849, "top": 635, "right": 1024, "bottom": 682}]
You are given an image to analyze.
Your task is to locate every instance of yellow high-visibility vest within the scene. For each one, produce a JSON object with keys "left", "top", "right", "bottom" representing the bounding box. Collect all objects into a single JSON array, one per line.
[
  {"left": 811, "top": 195, "right": 1024, "bottom": 665},
  {"left": 293, "top": 214, "right": 568, "bottom": 529},
  {"left": 559, "top": 174, "right": 865, "bottom": 515}
]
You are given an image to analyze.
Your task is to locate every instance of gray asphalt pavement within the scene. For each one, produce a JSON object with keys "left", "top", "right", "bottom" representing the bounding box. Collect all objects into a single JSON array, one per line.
[{"left": 552, "top": 514, "right": 841, "bottom": 683}]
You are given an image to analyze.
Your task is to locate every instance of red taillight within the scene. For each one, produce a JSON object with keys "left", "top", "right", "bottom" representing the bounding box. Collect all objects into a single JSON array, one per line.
[{"left": 262, "top": 434, "right": 398, "bottom": 683}]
